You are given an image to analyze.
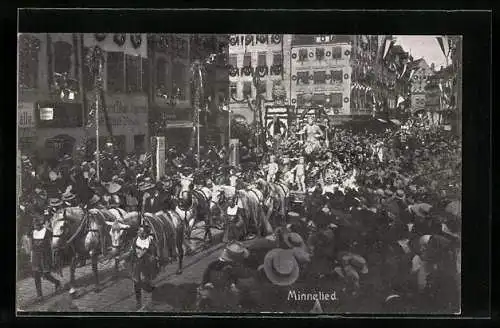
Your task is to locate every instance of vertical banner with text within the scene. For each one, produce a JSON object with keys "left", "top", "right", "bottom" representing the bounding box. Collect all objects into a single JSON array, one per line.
[
  {"left": 229, "top": 138, "right": 240, "bottom": 167},
  {"left": 150, "top": 136, "right": 166, "bottom": 181}
]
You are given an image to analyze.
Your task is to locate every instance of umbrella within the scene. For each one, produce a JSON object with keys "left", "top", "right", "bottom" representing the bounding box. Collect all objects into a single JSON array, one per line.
[{"left": 445, "top": 200, "right": 461, "bottom": 219}]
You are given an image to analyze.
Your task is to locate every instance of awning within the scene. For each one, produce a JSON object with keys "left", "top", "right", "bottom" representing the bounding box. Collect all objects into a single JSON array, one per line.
[{"left": 165, "top": 121, "right": 203, "bottom": 129}]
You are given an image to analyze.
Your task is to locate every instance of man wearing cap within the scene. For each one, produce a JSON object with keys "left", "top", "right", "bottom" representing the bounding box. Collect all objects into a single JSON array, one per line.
[{"left": 29, "top": 214, "right": 62, "bottom": 301}]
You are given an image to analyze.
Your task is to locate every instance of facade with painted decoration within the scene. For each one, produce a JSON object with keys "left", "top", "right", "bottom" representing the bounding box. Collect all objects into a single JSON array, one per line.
[
  {"left": 17, "top": 33, "right": 149, "bottom": 156},
  {"left": 228, "top": 34, "right": 292, "bottom": 124},
  {"left": 290, "top": 35, "right": 353, "bottom": 123}
]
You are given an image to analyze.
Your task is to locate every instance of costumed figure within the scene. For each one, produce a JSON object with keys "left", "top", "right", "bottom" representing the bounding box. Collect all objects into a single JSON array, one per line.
[
  {"left": 266, "top": 155, "right": 279, "bottom": 183},
  {"left": 29, "top": 214, "right": 62, "bottom": 301},
  {"left": 291, "top": 156, "right": 307, "bottom": 192},
  {"left": 297, "top": 116, "right": 324, "bottom": 156},
  {"left": 123, "top": 224, "right": 159, "bottom": 310}
]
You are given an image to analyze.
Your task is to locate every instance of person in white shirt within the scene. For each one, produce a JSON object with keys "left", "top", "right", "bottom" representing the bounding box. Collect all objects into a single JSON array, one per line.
[{"left": 266, "top": 156, "right": 279, "bottom": 183}]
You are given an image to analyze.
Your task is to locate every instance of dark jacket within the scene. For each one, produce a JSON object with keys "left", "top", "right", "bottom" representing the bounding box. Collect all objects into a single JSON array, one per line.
[{"left": 29, "top": 227, "right": 53, "bottom": 273}]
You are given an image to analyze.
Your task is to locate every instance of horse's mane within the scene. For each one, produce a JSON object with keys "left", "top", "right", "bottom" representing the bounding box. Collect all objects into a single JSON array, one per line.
[{"left": 52, "top": 207, "right": 84, "bottom": 225}]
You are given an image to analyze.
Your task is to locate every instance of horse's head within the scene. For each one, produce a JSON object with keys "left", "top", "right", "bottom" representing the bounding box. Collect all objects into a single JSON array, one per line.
[
  {"left": 179, "top": 173, "right": 194, "bottom": 197},
  {"left": 51, "top": 208, "right": 76, "bottom": 251},
  {"left": 105, "top": 220, "right": 131, "bottom": 257}
]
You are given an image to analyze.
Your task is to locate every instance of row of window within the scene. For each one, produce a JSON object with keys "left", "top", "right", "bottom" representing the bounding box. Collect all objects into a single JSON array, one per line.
[
  {"left": 295, "top": 93, "right": 344, "bottom": 108},
  {"left": 229, "top": 80, "right": 284, "bottom": 99},
  {"left": 294, "top": 46, "right": 345, "bottom": 61},
  {"left": 18, "top": 35, "right": 150, "bottom": 94},
  {"left": 155, "top": 57, "right": 187, "bottom": 100},
  {"left": 293, "top": 70, "right": 347, "bottom": 85},
  {"left": 229, "top": 53, "right": 282, "bottom": 68}
]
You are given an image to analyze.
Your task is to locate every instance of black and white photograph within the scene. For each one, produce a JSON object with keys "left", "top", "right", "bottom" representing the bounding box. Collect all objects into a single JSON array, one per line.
[{"left": 17, "top": 30, "right": 463, "bottom": 314}]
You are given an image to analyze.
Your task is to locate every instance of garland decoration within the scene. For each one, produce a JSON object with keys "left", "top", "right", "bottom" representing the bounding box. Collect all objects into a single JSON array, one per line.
[
  {"left": 113, "top": 34, "right": 126, "bottom": 46},
  {"left": 271, "top": 34, "right": 282, "bottom": 44},
  {"left": 95, "top": 34, "right": 106, "bottom": 42},
  {"left": 256, "top": 65, "right": 268, "bottom": 77},
  {"left": 130, "top": 34, "right": 142, "bottom": 49}
]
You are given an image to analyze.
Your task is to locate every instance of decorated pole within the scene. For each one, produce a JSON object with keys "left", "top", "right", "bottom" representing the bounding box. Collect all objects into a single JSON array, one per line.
[{"left": 95, "top": 57, "right": 102, "bottom": 182}]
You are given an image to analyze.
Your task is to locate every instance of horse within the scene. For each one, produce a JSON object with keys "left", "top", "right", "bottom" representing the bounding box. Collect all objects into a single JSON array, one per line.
[
  {"left": 255, "top": 178, "right": 290, "bottom": 229},
  {"left": 138, "top": 210, "right": 186, "bottom": 275},
  {"left": 50, "top": 206, "right": 113, "bottom": 295},
  {"left": 235, "top": 186, "right": 273, "bottom": 237},
  {"left": 175, "top": 173, "right": 213, "bottom": 242}
]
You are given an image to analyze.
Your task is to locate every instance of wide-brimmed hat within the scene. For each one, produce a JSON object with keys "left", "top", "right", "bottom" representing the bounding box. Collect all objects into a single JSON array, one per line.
[
  {"left": 88, "top": 194, "right": 101, "bottom": 206},
  {"left": 106, "top": 182, "right": 122, "bottom": 194},
  {"left": 48, "top": 171, "right": 59, "bottom": 181},
  {"left": 48, "top": 198, "right": 63, "bottom": 207},
  {"left": 384, "top": 189, "right": 394, "bottom": 197},
  {"left": 339, "top": 252, "right": 368, "bottom": 274},
  {"left": 408, "top": 203, "right": 432, "bottom": 218},
  {"left": 218, "top": 242, "right": 250, "bottom": 262},
  {"left": 395, "top": 189, "right": 405, "bottom": 199},
  {"left": 62, "top": 154, "right": 72, "bottom": 161},
  {"left": 283, "top": 232, "right": 306, "bottom": 249},
  {"left": 61, "top": 191, "right": 76, "bottom": 201},
  {"left": 138, "top": 181, "right": 155, "bottom": 192},
  {"left": 263, "top": 248, "right": 300, "bottom": 286}
]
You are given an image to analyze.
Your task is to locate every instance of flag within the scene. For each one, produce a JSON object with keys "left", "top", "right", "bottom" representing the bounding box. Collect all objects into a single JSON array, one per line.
[
  {"left": 438, "top": 83, "right": 443, "bottom": 92},
  {"left": 383, "top": 40, "right": 393, "bottom": 59},
  {"left": 408, "top": 69, "right": 416, "bottom": 81},
  {"left": 436, "top": 36, "right": 450, "bottom": 59},
  {"left": 397, "top": 95, "right": 405, "bottom": 107},
  {"left": 399, "top": 63, "right": 407, "bottom": 78}
]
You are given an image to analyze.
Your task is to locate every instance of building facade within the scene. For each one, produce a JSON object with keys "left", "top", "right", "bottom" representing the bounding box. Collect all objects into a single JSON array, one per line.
[
  {"left": 228, "top": 34, "right": 292, "bottom": 124},
  {"left": 18, "top": 33, "right": 150, "bottom": 156},
  {"left": 289, "top": 35, "right": 353, "bottom": 122},
  {"left": 149, "top": 34, "right": 228, "bottom": 148},
  {"left": 409, "top": 58, "right": 433, "bottom": 114}
]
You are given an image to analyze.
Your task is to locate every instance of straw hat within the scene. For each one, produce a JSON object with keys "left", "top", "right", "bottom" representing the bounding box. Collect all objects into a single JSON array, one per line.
[
  {"left": 106, "top": 182, "right": 122, "bottom": 194},
  {"left": 263, "top": 248, "right": 300, "bottom": 286},
  {"left": 61, "top": 191, "right": 76, "bottom": 201},
  {"left": 283, "top": 232, "right": 306, "bottom": 250},
  {"left": 48, "top": 198, "right": 63, "bottom": 207},
  {"left": 340, "top": 252, "right": 368, "bottom": 274},
  {"left": 218, "top": 242, "right": 250, "bottom": 263},
  {"left": 88, "top": 194, "right": 101, "bottom": 206},
  {"left": 138, "top": 181, "right": 155, "bottom": 192}
]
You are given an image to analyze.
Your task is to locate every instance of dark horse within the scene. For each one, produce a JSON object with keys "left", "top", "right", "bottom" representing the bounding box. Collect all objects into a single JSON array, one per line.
[{"left": 50, "top": 207, "right": 111, "bottom": 295}]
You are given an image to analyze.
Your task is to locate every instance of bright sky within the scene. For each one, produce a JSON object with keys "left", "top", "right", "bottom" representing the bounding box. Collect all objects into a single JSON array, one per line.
[{"left": 394, "top": 35, "right": 449, "bottom": 69}]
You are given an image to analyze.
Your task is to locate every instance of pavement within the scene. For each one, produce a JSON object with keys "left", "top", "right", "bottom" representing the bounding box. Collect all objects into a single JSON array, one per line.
[{"left": 17, "top": 223, "right": 225, "bottom": 313}]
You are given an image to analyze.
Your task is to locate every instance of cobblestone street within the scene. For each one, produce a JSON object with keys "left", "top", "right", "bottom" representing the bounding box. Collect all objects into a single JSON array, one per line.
[{"left": 17, "top": 226, "right": 224, "bottom": 312}]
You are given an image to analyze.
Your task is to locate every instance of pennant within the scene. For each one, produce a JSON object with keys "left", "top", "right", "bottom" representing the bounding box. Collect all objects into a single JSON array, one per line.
[
  {"left": 383, "top": 39, "right": 393, "bottom": 59},
  {"left": 438, "top": 83, "right": 443, "bottom": 92},
  {"left": 397, "top": 95, "right": 405, "bottom": 107},
  {"left": 399, "top": 63, "right": 407, "bottom": 78},
  {"left": 436, "top": 36, "right": 450, "bottom": 59},
  {"left": 408, "top": 69, "right": 416, "bottom": 81}
]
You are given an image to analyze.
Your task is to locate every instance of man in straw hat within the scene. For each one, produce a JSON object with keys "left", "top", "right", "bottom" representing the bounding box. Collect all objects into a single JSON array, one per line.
[
  {"left": 29, "top": 214, "right": 62, "bottom": 301},
  {"left": 260, "top": 248, "right": 300, "bottom": 287}
]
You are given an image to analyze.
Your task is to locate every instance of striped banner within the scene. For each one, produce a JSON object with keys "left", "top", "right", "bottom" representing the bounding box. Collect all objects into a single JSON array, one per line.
[{"left": 436, "top": 36, "right": 450, "bottom": 59}]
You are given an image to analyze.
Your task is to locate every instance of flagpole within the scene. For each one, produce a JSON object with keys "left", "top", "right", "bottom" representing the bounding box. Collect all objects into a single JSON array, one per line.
[{"left": 95, "top": 58, "right": 101, "bottom": 182}]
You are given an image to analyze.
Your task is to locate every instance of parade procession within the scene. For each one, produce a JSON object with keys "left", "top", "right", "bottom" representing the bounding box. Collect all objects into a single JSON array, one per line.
[{"left": 17, "top": 33, "right": 462, "bottom": 313}]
